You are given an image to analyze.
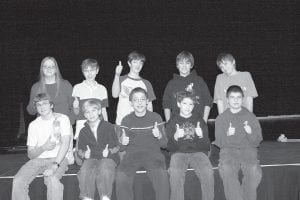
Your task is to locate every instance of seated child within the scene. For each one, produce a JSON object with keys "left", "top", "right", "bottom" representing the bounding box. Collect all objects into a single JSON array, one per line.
[
  {"left": 215, "top": 85, "right": 263, "bottom": 200},
  {"left": 214, "top": 53, "right": 258, "bottom": 114},
  {"left": 76, "top": 100, "right": 119, "bottom": 200},
  {"left": 166, "top": 91, "right": 214, "bottom": 200},
  {"left": 12, "top": 93, "right": 72, "bottom": 200},
  {"left": 115, "top": 87, "right": 169, "bottom": 200}
]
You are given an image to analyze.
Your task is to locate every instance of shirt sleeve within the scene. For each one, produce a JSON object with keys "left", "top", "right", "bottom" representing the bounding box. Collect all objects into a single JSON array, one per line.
[
  {"left": 27, "top": 123, "right": 38, "bottom": 147},
  {"left": 199, "top": 77, "right": 213, "bottom": 107},
  {"left": 162, "top": 82, "right": 172, "bottom": 109},
  {"left": 244, "top": 72, "right": 258, "bottom": 98},
  {"left": 57, "top": 114, "right": 71, "bottom": 137},
  {"left": 214, "top": 116, "right": 225, "bottom": 148},
  {"left": 213, "top": 75, "right": 223, "bottom": 103},
  {"left": 143, "top": 79, "right": 156, "bottom": 102}
]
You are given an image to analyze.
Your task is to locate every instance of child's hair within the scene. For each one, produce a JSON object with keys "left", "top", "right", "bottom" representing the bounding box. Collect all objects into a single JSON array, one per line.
[
  {"left": 38, "top": 56, "right": 63, "bottom": 98},
  {"left": 129, "top": 87, "right": 148, "bottom": 101},
  {"left": 226, "top": 85, "right": 244, "bottom": 97},
  {"left": 33, "top": 93, "right": 53, "bottom": 108},
  {"left": 81, "top": 58, "right": 99, "bottom": 71},
  {"left": 176, "top": 51, "right": 194, "bottom": 67},
  {"left": 176, "top": 91, "right": 196, "bottom": 103},
  {"left": 128, "top": 51, "right": 146, "bottom": 63},
  {"left": 216, "top": 53, "right": 235, "bottom": 67},
  {"left": 82, "top": 100, "right": 102, "bottom": 113}
]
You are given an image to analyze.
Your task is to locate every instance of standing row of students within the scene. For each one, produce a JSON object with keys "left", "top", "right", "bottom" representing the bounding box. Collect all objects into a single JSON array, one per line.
[{"left": 12, "top": 50, "right": 262, "bottom": 200}]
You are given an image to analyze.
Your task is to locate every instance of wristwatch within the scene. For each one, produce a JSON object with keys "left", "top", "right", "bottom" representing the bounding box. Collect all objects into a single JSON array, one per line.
[{"left": 53, "top": 161, "right": 60, "bottom": 167}]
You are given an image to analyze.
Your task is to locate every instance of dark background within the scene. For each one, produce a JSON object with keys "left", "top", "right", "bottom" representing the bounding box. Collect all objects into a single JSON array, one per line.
[{"left": 0, "top": 1, "right": 299, "bottom": 146}]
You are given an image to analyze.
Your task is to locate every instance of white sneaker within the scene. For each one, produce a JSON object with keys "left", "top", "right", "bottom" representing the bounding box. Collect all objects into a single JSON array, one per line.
[
  {"left": 102, "top": 195, "right": 110, "bottom": 200},
  {"left": 82, "top": 197, "right": 93, "bottom": 200}
]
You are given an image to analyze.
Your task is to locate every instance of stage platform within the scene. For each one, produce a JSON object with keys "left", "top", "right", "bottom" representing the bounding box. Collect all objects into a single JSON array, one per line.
[{"left": 1, "top": 141, "right": 300, "bottom": 200}]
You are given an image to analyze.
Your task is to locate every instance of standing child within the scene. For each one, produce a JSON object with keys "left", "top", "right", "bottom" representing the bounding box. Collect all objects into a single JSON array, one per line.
[
  {"left": 215, "top": 85, "right": 262, "bottom": 200},
  {"left": 12, "top": 93, "right": 72, "bottom": 200},
  {"left": 112, "top": 51, "right": 156, "bottom": 125},
  {"left": 214, "top": 53, "right": 258, "bottom": 114},
  {"left": 27, "top": 56, "right": 75, "bottom": 125},
  {"left": 115, "top": 87, "right": 169, "bottom": 200},
  {"left": 166, "top": 91, "right": 214, "bottom": 200},
  {"left": 163, "top": 51, "right": 212, "bottom": 122},
  {"left": 72, "top": 58, "right": 109, "bottom": 139},
  {"left": 76, "top": 100, "right": 119, "bottom": 200}
]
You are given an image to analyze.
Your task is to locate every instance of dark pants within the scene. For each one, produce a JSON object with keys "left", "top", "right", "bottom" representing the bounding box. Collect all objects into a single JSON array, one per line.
[{"left": 116, "top": 150, "right": 169, "bottom": 200}]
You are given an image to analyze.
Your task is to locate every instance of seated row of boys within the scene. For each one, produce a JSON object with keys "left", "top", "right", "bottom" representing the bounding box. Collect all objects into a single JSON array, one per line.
[
  {"left": 13, "top": 51, "right": 261, "bottom": 200},
  {"left": 12, "top": 85, "right": 262, "bottom": 200}
]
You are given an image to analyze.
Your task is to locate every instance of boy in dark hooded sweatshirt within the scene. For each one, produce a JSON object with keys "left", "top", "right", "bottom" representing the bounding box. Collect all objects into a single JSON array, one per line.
[
  {"left": 166, "top": 91, "right": 214, "bottom": 200},
  {"left": 215, "top": 85, "right": 262, "bottom": 200},
  {"left": 163, "top": 51, "right": 212, "bottom": 123}
]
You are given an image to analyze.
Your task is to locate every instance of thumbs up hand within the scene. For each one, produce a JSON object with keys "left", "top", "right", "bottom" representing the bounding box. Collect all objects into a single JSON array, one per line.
[
  {"left": 174, "top": 124, "right": 185, "bottom": 141},
  {"left": 195, "top": 122, "right": 203, "bottom": 138},
  {"left": 121, "top": 129, "right": 130, "bottom": 145},
  {"left": 115, "top": 61, "right": 123, "bottom": 76},
  {"left": 243, "top": 121, "right": 252, "bottom": 134},
  {"left": 152, "top": 122, "right": 161, "bottom": 139},
  {"left": 227, "top": 122, "right": 235, "bottom": 136},
  {"left": 102, "top": 144, "right": 109, "bottom": 158},
  {"left": 84, "top": 145, "right": 91, "bottom": 159}
]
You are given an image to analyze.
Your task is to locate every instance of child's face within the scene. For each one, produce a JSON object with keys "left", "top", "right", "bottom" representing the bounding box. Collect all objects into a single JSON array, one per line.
[
  {"left": 218, "top": 59, "right": 236, "bottom": 75},
  {"left": 82, "top": 66, "right": 99, "bottom": 81},
  {"left": 177, "top": 59, "right": 192, "bottom": 77},
  {"left": 83, "top": 106, "right": 101, "bottom": 123},
  {"left": 177, "top": 97, "right": 194, "bottom": 118},
  {"left": 42, "top": 59, "right": 56, "bottom": 77},
  {"left": 227, "top": 92, "right": 243, "bottom": 110},
  {"left": 130, "top": 92, "right": 148, "bottom": 116},
  {"left": 36, "top": 100, "right": 53, "bottom": 117},
  {"left": 128, "top": 59, "right": 144, "bottom": 74}
]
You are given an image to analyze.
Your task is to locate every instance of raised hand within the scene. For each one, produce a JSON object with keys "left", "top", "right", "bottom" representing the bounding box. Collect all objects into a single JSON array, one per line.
[
  {"left": 195, "top": 122, "right": 203, "bottom": 138},
  {"left": 243, "top": 121, "right": 252, "bottom": 134},
  {"left": 84, "top": 145, "right": 91, "bottom": 159},
  {"left": 115, "top": 61, "right": 123, "bottom": 76},
  {"left": 227, "top": 122, "right": 235, "bottom": 136},
  {"left": 121, "top": 129, "right": 130, "bottom": 145},
  {"left": 174, "top": 124, "right": 185, "bottom": 141},
  {"left": 152, "top": 122, "right": 161, "bottom": 138},
  {"left": 42, "top": 136, "right": 56, "bottom": 151},
  {"left": 102, "top": 144, "right": 109, "bottom": 158}
]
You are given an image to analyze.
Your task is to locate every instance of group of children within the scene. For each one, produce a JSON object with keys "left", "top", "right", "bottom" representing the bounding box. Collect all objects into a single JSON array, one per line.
[{"left": 12, "top": 51, "right": 262, "bottom": 200}]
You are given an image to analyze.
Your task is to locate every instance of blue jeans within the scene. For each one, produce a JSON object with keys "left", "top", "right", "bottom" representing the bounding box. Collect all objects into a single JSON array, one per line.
[
  {"left": 219, "top": 147, "right": 262, "bottom": 200},
  {"left": 77, "top": 158, "right": 116, "bottom": 199},
  {"left": 12, "top": 158, "right": 68, "bottom": 200},
  {"left": 169, "top": 152, "right": 214, "bottom": 200}
]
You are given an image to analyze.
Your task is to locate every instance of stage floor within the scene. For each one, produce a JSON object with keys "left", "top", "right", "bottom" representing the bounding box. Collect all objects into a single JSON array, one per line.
[{"left": 1, "top": 141, "right": 300, "bottom": 200}]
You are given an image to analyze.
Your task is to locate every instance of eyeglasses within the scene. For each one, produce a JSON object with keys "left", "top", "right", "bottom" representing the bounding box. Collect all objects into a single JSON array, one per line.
[
  {"left": 132, "top": 98, "right": 147, "bottom": 103},
  {"left": 36, "top": 101, "right": 50, "bottom": 107},
  {"left": 43, "top": 65, "right": 56, "bottom": 70}
]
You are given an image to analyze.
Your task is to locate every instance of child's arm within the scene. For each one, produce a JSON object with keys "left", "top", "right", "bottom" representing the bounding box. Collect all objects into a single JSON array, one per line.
[
  {"left": 164, "top": 108, "right": 171, "bottom": 122},
  {"left": 244, "top": 117, "right": 263, "bottom": 147},
  {"left": 157, "top": 124, "right": 168, "bottom": 148},
  {"left": 245, "top": 97, "right": 254, "bottom": 112},
  {"left": 147, "top": 102, "right": 153, "bottom": 112},
  {"left": 102, "top": 107, "right": 108, "bottom": 121},
  {"left": 203, "top": 106, "right": 211, "bottom": 123},
  {"left": 26, "top": 85, "right": 37, "bottom": 115},
  {"left": 112, "top": 61, "right": 123, "bottom": 98},
  {"left": 216, "top": 100, "right": 225, "bottom": 114}
]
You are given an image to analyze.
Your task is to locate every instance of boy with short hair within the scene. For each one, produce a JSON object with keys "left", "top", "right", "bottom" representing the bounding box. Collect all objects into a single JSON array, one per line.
[
  {"left": 73, "top": 58, "right": 109, "bottom": 139},
  {"left": 166, "top": 91, "right": 214, "bottom": 200},
  {"left": 76, "top": 100, "right": 119, "bottom": 200},
  {"left": 112, "top": 51, "right": 156, "bottom": 125},
  {"left": 115, "top": 87, "right": 169, "bottom": 200},
  {"left": 163, "top": 51, "right": 212, "bottom": 122},
  {"left": 214, "top": 53, "right": 258, "bottom": 114},
  {"left": 12, "top": 93, "right": 72, "bottom": 200},
  {"left": 215, "top": 85, "right": 263, "bottom": 200}
]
